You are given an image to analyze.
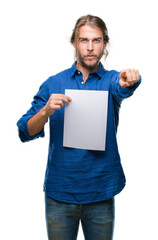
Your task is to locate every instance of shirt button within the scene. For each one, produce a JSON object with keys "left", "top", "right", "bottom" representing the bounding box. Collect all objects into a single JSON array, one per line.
[
  {"left": 81, "top": 81, "right": 84, "bottom": 84},
  {"left": 78, "top": 71, "right": 81, "bottom": 74}
]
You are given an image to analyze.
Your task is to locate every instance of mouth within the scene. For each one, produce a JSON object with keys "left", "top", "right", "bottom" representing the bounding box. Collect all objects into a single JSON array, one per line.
[{"left": 84, "top": 55, "right": 97, "bottom": 60}]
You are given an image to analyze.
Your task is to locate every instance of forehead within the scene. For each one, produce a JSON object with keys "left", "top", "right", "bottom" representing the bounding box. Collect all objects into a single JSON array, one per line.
[{"left": 78, "top": 25, "right": 103, "bottom": 39}]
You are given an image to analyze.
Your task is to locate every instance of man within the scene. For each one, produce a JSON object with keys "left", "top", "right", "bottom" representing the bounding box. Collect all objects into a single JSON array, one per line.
[{"left": 17, "top": 15, "right": 141, "bottom": 240}]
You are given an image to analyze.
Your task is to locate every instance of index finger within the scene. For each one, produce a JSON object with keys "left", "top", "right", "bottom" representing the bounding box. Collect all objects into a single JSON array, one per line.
[
  {"left": 51, "top": 94, "right": 71, "bottom": 101},
  {"left": 120, "top": 70, "right": 127, "bottom": 79},
  {"left": 60, "top": 94, "right": 72, "bottom": 103}
]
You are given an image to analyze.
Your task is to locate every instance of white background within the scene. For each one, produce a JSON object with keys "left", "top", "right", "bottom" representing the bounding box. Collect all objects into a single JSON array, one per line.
[{"left": 0, "top": 0, "right": 158, "bottom": 239}]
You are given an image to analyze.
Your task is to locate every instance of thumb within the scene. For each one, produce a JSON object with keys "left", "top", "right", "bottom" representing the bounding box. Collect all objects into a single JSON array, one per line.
[{"left": 120, "top": 71, "right": 127, "bottom": 80}]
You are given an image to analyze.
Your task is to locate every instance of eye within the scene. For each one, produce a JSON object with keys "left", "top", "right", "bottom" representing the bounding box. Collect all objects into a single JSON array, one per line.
[
  {"left": 80, "top": 38, "right": 87, "bottom": 43},
  {"left": 94, "top": 38, "right": 101, "bottom": 43}
]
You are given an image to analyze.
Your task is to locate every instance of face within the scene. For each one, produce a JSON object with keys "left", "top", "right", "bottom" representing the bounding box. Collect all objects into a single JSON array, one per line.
[{"left": 74, "top": 25, "right": 106, "bottom": 71}]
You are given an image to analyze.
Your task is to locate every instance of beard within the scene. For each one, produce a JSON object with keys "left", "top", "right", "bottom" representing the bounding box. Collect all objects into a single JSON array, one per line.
[{"left": 76, "top": 48, "right": 104, "bottom": 71}]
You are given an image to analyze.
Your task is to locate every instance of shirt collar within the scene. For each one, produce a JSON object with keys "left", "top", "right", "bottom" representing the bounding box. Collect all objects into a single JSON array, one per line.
[{"left": 71, "top": 61, "right": 106, "bottom": 79}]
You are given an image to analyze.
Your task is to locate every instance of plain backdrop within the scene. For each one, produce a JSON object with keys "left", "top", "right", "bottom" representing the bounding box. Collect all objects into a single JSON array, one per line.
[{"left": 1, "top": 0, "right": 158, "bottom": 239}]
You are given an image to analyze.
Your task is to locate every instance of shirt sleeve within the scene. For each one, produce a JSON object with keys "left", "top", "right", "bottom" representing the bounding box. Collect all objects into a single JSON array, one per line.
[
  {"left": 17, "top": 80, "right": 49, "bottom": 142},
  {"left": 110, "top": 71, "right": 142, "bottom": 103}
]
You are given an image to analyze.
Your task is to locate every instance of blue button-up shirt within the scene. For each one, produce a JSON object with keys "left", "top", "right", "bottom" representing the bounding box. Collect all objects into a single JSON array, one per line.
[{"left": 17, "top": 62, "right": 141, "bottom": 204}]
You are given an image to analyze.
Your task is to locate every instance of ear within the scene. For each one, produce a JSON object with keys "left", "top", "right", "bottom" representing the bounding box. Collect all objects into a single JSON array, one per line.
[
  {"left": 103, "top": 42, "right": 107, "bottom": 50},
  {"left": 72, "top": 42, "right": 76, "bottom": 49}
]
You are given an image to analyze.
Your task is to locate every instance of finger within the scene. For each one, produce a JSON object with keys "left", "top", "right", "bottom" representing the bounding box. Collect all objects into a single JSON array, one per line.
[
  {"left": 126, "top": 69, "right": 133, "bottom": 83},
  {"left": 65, "top": 95, "right": 72, "bottom": 101},
  {"left": 61, "top": 95, "right": 72, "bottom": 103},
  {"left": 53, "top": 100, "right": 64, "bottom": 107},
  {"left": 51, "top": 94, "right": 72, "bottom": 103},
  {"left": 119, "top": 79, "right": 130, "bottom": 88},
  {"left": 50, "top": 104, "right": 61, "bottom": 110},
  {"left": 131, "top": 69, "right": 135, "bottom": 81},
  {"left": 135, "top": 69, "right": 140, "bottom": 81},
  {"left": 120, "top": 70, "right": 127, "bottom": 80},
  {"left": 131, "top": 69, "right": 140, "bottom": 83},
  {"left": 131, "top": 69, "right": 137, "bottom": 81},
  {"left": 56, "top": 94, "right": 71, "bottom": 101}
]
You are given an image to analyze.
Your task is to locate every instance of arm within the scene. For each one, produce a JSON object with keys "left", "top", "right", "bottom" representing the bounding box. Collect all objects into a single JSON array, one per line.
[{"left": 27, "top": 94, "right": 72, "bottom": 136}]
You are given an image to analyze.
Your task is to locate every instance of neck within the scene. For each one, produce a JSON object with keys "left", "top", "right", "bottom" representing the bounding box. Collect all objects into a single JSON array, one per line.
[{"left": 76, "top": 62, "right": 99, "bottom": 82}]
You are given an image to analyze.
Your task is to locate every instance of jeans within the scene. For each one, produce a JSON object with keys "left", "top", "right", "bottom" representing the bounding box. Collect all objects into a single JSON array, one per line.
[{"left": 45, "top": 194, "right": 115, "bottom": 240}]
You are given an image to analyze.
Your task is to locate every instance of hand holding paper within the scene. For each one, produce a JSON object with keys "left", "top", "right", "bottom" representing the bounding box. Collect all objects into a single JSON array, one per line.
[{"left": 44, "top": 94, "right": 72, "bottom": 116}]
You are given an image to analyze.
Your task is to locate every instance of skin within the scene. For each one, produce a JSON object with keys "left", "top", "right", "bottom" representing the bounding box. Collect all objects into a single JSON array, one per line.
[
  {"left": 27, "top": 24, "right": 140, "bottom": 136},
  {"left": 119, "top": 69, "right": 140, "bottom": 88}
]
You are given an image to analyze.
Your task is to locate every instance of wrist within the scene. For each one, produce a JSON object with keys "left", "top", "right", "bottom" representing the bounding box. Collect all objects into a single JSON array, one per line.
[{"left": 41, "top": 106, "right": 50, "bottom": 118}]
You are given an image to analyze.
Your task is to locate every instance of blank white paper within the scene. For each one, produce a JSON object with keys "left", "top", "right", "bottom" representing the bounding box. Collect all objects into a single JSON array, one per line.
[{"left": 63, "top": 89, "right": 108, "bottom": 151}]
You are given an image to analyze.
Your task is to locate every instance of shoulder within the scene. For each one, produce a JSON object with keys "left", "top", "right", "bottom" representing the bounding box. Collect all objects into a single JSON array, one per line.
[
  {"left": 100, "top": 62, "right": 120, "bottom": 79},
  {"left": 38, "top": 67, "right": 72, "bottom": 95},
  {"left": 42, "top": 67, "right": 71, "bottom": 86},
  {"left": 101, "top": 69, "right": 120, "bottom": 84},
  {"left": 53, "top": 67, "right": 72, "bottom": 78},
  {"left": 105, "top": 69, "right": 119, "bottom": 77}
]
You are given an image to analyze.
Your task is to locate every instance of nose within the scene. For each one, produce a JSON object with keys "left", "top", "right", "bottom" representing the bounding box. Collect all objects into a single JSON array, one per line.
[{"left": 87, "top": 40, "right": 94, "bottom": 51}]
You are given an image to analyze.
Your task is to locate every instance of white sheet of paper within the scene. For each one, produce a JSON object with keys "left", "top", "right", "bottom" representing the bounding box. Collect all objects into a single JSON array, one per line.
[{"left": 63, "top": 89, "right": 109, "bottom": 151}]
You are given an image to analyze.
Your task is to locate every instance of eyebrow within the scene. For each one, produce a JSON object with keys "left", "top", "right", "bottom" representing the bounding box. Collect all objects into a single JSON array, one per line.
[
  {"left": 94, "top": 37, "right": 102, "bottom": 40},
  {"left": 79, "top": 37, "right": 102, "bottom": 40},
  {"left": 79, "top": 38, "right": 88, "bottom": 40}
]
